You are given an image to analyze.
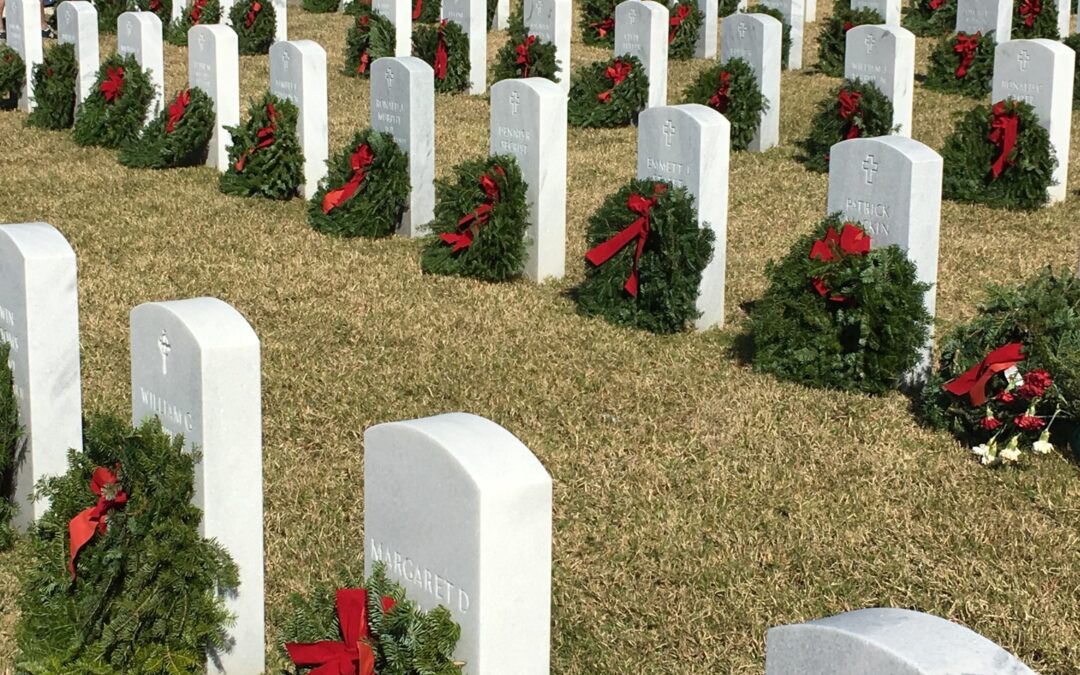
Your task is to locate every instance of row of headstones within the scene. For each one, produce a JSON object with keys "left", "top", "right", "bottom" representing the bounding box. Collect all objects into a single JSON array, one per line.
[{"left": 0, "top": 220, "right": 1051, "bottom": 672}]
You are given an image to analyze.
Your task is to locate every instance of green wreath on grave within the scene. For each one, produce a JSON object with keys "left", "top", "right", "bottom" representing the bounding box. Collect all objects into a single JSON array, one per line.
[
  {"left": 0, "top": 45, "right": 26, "bottom": 109},
  {"left": 1066, "top": 33, "right": 1080, "bottom": 109},
  {"left": 118, "top": 87, "right": 215, "bottom": 168},
  {"left": 1011, "top": 0, "right": 1058, "bottom": 39},
  {"left": 0, "top": 343, "right": 20, "bottom": 552},
  {"left": 220, "top": 91, "right": 305, "bottom": 200},
  {"left": 166, "top": 0, "right": 223, "bottom": 46},
  {"left": 940, "top": 98, "right": 1055, "bottom": 210},
  {"left": 752, "top": 5, "right": 792, "bottom": 69},
  {"left": 682, "top": 57, "right": 767, "bottom": 151},
  {"left": 26, "top": 43, "right": 78, "bottom": 129},
  {"left": 902, "top": 0, "right": 957, "bottom": 36},
  {"left": 746, "top": 215, "right": 932, "bottom": 394},
  {"left": 134, "top": 0, "right": 173, "bottom": 25},
  {"left": 580, "top": 0, "right": 616, "bottom": 46},
  {"left": 231, "top": 0, "right": 277, "bottom": 55},
  {"left": 274, "top": 563, "right": 463, "bottom": 675},
  {"left": 308, "top": 128, "right": 410, "bottom": 238},
  {"left": 668, "top": 0, "right": 704, "bottom": 60},
  {"left": 575, "top": 179, "right": 714, "bottom": 335},
  {"left": 345, "top": 6, "right": 396, "bottom": 79},
  {"left": 797, "top": 79, "right": 895, "bottom": 173},
  {"left": 817, "top": 5, "right": 883, "bottom": 77},
  {"left": 924, "top": 31, "right": 995, "bottom": 98},
  {"left": 719, "top": 0, "right": 740, "bottom": 17},
  {"left": 303, "top": 0, "right": 338, "bottom": 14},
  {"left": 568, "top": 55, "right": 649, "bottom": 128},
  {"left": 413, "top": 20, "right": 471, "bottom": 93},
  {"left": 13, "top": 416, "right": 239, "bottom": 672},
  {"left": 72, "top": 53, "right": 154, "bottom": 149},
  {"left": 420, "top": 155, "right": 529, "bottom": 283},
  {"left": 492, "top": 11, "right": 559, "bottom": 84},
  {"left": 410, "top": 0, "right": 440, "bottom": 23},
  {"left": 918, "top": 266, "right": 1080, "bottom": 464},
  {"left": 93, "top": 0, "right": 133, "bottom": 33}
]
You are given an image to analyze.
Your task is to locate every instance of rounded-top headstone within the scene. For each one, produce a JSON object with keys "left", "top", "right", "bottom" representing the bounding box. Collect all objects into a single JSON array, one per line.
[
  {"left": 844, "top": 24, "right": 915, "bottom": 136},
  {"left": 720, "top": 12, "right": 782, "bottom": 151}
]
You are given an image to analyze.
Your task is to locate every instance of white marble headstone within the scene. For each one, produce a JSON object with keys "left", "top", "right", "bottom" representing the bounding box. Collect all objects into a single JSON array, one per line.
[
  {"left": 373, "top": 0, "right": 411, "bottom": 56},
  {"left": 760, "top": 0, "right": 804, "bottom": 69},
  {"left": 805, "top": 0, "right": 815, "bottom": 20},
  {"left": 844, "top": 25, "right": 915, "bottom": 136},
  {"left": 992, "top": 38, "right": 1074, "bottom": 203},
  {"left": 442, "top": 0, "right": 486, "bottom": 94},
  {"left": 766, "top": 608, "right": 1036, "bottom": 674},
  {"left": 117, "top": 11, "right": 164, "bottom": 120},
  {"left": 0, "top": 223, "right": 82, "bottom": 530},
  {"left": 523, "top": 0, "right": 572, "bottom": 92},
  {"left": 615, "top": 0, "right": 669, "bottom": 107},
  {"left": 364, "top": 413, "right": 552, "bottom": 675},
  {"left": 270, "top": 40, "right": 329, "bottom": 200},
  {"left": 1053, "top": 0, "right": 1068, "bottom": 38},
  {"left": 188, "top": 25, "right": 240, "bottom": 173},
  {"left": 721, "top": 13, "right": 781, "bottom": 151},
  {"left": 695, "top": 0, "right": 719, "bottom": 57},
  {"left": 130, "top": 297, "right": 264, "bottom": 675},
  {"left": 489, "top": 78, "right": 567, "bottom": 282},
  {"left": 57, "top": 1, "right": 99, "bottom": 107},
  {"left": 637, "top": 105, "right": 728, "bottom": 329},
  {"left": 955, "top": 0, "right": 1012, "bottom": 40},
  {"left": 370, "top": 56, "right": 435, "bottom": 237},
  {"left": 273, "top": 0, "right": 288, "bottom": 41},
  {"left": 6, "top": 0, "right": 44, "bottom": 111},
  {"left": 493, "top": 0, "right": 509, "bottom": 28},
  {"left": 852, "top": 0, "right": 901, "bottom": 24}
]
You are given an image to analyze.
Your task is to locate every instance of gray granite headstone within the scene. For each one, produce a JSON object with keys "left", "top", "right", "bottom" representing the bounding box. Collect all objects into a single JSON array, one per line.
[
  {"left": 721, "top": 12, "right": 781, "bottom": 151},
  {"left": 955, "top": 0, "right": 1012, "bottom": 40}
]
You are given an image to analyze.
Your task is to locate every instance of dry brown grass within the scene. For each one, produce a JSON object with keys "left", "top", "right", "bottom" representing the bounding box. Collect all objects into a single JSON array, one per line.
[{"left": 0, "top": 4, "right": 1079, "bottom": 673}]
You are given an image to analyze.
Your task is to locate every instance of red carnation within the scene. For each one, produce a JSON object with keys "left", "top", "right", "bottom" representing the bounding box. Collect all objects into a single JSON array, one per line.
[
  {"left": 996, "top": 390, "right": 1015, "bottom": 404},
  {"left": 979, "top": 415, "right": 1002, "bottom": 431},
  {"left": 1025, "top": 369, "right": 1052, "bottom": 389},
  {"left": 843, "top": 20, "right": 854, "bottom": 31},
  {"left": 1013, "top": 414, "right": 1045, "bottom": 431}
]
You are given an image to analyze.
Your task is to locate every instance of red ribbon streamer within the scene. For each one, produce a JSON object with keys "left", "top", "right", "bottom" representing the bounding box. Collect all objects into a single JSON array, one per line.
[
  {"left": 322, "top": 144, "right": 375, "bottom": 213},
  {"left": 166, "top": 89, "right": 190, "bottom": 134},
  {"left": 68, "top": 466, "right": 128, "bottom": 579},
  {"left": 584, "top": 184, "right": 667, "bottom": 298},
  {"left": 190, "top": 0, "right": 207, "bottom": 22},
  {"left": 808, "top": 223, "right": 870, "bottom": 301},
  {"left": 245, "top": 1, "right": 262, "bottom": 29},
  {"left": 597, "top": 59, "right": 632, "bottom": 103},
  {"left": 412, "top": 0, "right": 423, "bottom": 19},
  {"left": 707, "top": 70, "right": 732, "bottom": 113},
  {"left": 989, "top": 100, "right": 1019, "bottom": 180},
  {"left": 943, "top": 342, "right": 1025, "bottom": 406},
  {"left": 515, "top": 34, "right": 536, "bottom": 77},
  {"left": 441, "top": 167, "right": 505, "bottom": 252},
  {"left": 101, "top": 66, "right": 124, "bottom": 103},
  {"left": 434, "top": 20, "right": 449, "bottom": 81},
  {"left": 590, "top": 16, "right": 614, "bottom": 39},
  {"left": 1019, "top": 0, "right": 1040, "bottom": 26},
  {"left": 953, "top": 32, "right": 980, "bottom": 78},
  {"left": 235, "top": 102, "right": 277, "bottom": 172},
  {"left": 838, "top": 88, "right": 862, "bottom": 140},
  {"left": 285, "top": 589, "right": 396, "bottom": 675},
  {"left": 668, "top": 3, "right": 691, "bottom": 43}
]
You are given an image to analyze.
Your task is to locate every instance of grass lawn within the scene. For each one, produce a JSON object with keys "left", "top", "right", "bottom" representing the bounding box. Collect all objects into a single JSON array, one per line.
[{"left": 0, "top": 4, "right": 1079, "bottom": 672}]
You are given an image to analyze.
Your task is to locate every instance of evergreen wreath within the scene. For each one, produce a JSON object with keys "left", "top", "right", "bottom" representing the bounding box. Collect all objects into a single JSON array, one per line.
[
  {"left": 668, "top": 0, "right": 704, "bottom": 60},
  {"left": 817, "top": 6, "right": 883, "bottom": 77},
  {"left": 1011, "top": 0, "right": 1058, "bottom": 38},
  {"left": 27, "top": 43, "right": 78, "bottom": 129},
  {"left": 220, "top": 92, "right": 305, "bottom": 200},
  {"left": 0, "top": 46, "right": 26, "bottom": 108},
  {"left": 753, "top": 5, "right": 792, "bottom": 69},
  {"left": 309, "top": 128, "right": 410, "bottom": 238},
  {"left": 940, "top": 99, "right": 1055, "bottom": 210},
  {"left": 274, "top": 563, "right": 462, "bottom": 674},
  {"left": 0, "top": 342, "right": 21, "bottom": 552},
  {"left": 166, "top": 0, "right": 223, "bottom": 46},
  {"left": 118, "top": 87, "right": 215, "bottom": 168},
  {"left": 303, "top": 0, "right": 338, "bottom": 13},
  {"left": 902, "top": 0, "right": 957, "bottom": 36},
  {"left": 797, "top": 79, "right": 896, "bottom": 173},
  {"left": 231, "top": 0, "right": 277, "bottom": 55},
  {"left": 93, "top": 0, "right": 132, "bottom": 33},
  {"left": 580, "top": 0, "right": 616, "bottom": 46},
  {"left": 568, "top": 55, "right": 649, "bottom": 128},
  {"left": 682, "top": 57, "right": 767, "bottom": 151},
  {"left": 923, "top": 31, "right": 995, "bottom": 98},
  {"left": 345, "top": 6, "right": 396, "bottom": 78},
  {"left": 1066, "top": 33, "right": 1080, "bottom": 109},
  {"left": 420, "top": 155, "right": 529, "bottom": 283},
  {"left": 413, "top": 20, "right": 471, "bottom": 93},
  {"left": 410, "top": 0, "right": 440, "bottom": 23},
  {"left": 574, "top": 179, "right": 715, "bottom": 335},
  {"left": 492, "top": 12, "right": 559, "bottom": 84},
  {"left": 919, "top": 267, "right": 1080, "bottom": 464},
  {"left": 135, "top": 0, "right": 172, "bottom": 24},
  {"left": 718, "top": 0, "right": 740, "bottom": 17},
  {"left": 14, "top": 416, "right": 239, "bottom": 673},
  {"left": 72, "top": 53, "right": 154, "bottom": 149},
  {"left": 746, "top": 216, "right": 932, "bottom": 394}
]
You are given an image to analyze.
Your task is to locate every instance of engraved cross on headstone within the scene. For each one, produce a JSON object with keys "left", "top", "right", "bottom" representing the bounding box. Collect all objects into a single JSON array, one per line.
[
  {"left": 1017, "top": 50, "right": 1030, "bottom": 71},
  {"left": 628, "top": 7, "right": 637, "bottom": 23},
  {"left": 197, "top": 32, "right": 207, "bottom": 51},
  {"left": 862, "top": 154, "right": 878, "bottom": 184},
  {"left": 510, "top": 90, "right": 520, "bottom": 114},
  {"left": 737, "top": 21, "right": 748, "bottom": 38},
  {"left": 535, "top": 0, "right": 543, "bottom": 15},
  {"left": 281, "top": 49, "right": 290, "bottom": 72},
  {"left": 158, "top": 330, "right": 171, "bottom": 376},
  {"left": 385, "top": 66, "right": 394, "bottom": 88},
  {"left": 662, "top": 120, "right": 675, "bottom": 146},
  {"left": 865, "top": 34, "right": 876, "bottom": 53}
]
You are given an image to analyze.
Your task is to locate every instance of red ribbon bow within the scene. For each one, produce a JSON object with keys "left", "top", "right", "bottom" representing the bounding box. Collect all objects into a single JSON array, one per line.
[
  {"left": 590, "top": 16, "right": 614, "bottom": 39},
  {"left": 668, "top": 3, "right": 692, "bottom": 43},
  {"left": 101, "top": 66, "right": 124, "bottom": 103},
  {"left": 322, "top": 144, "right": 375, "bottom": 213},
  {"left": 68, "top": 465, "right": 128, "bottom": 579},
  {"left": 515, "top": 34, "right": 536, "bottom": 77},
  {"left": 943, "top": 343, "right": 1025, "bottom": 406},
  {"left": 190, "top": 0, "right": 207, "bottom": 21},
  {"left": 441, "top": 167, "right": 505, "bottom": 252},
  {"left": 149, "top": 0, "right": 161, "bottom": 10},
  {"left": 597, "top": 59, "right": 632, "bottom": 103},
  {"left": 412, "top": 0, "right": 423, "bottom": 19},
  {"left": 166, "top": 89, "right": 190, "bottom": 134},
  {"left": 245, "top": 1, "right": 262, "bottom": 29},
  {"left": 1019, "top": 0, "right": 1040, "bottom": 26},
  {"left": 808, "top": 223, "right": 871, "bottom": 301},
  {"left": 585, "top": 184, "right": 667, "bottom": 298},
  {"left": 434, "top": 20, "right": 449, "bottom": 81},
  {"left": 285, "top": 589, "right": 397, "bottom": 675},
  {"left": 707, "top": 70, "right": 732, "bottom": 113},
  {"left": 953, "top": 32, "right": 980, "bottom": 78},
  {"left": 235, "top": 103, "right": 277, "bottom": 172},
  {"left": 838, "top": 89, "right": 862, "bottom": 140},
  {"left": 929, "top": 0, "right": 944, "bottom": 8},
  {"left": 989, "top": 100, "right": 1019, "bottom": 179}
]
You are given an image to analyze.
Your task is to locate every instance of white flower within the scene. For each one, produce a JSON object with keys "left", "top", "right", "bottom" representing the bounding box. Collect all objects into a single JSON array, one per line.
[
  {"left": 1033, "top": 430, "right": 1054, "bottom": 455},
  {"left": 1000, "top": 446, "right": 1022, "bottom": 463},
  {"left": 972, "top": 444, "right": 990, "bottom": 458},
  {"left": 972, "top": 443, "right": 997, "bottom": 465}
]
